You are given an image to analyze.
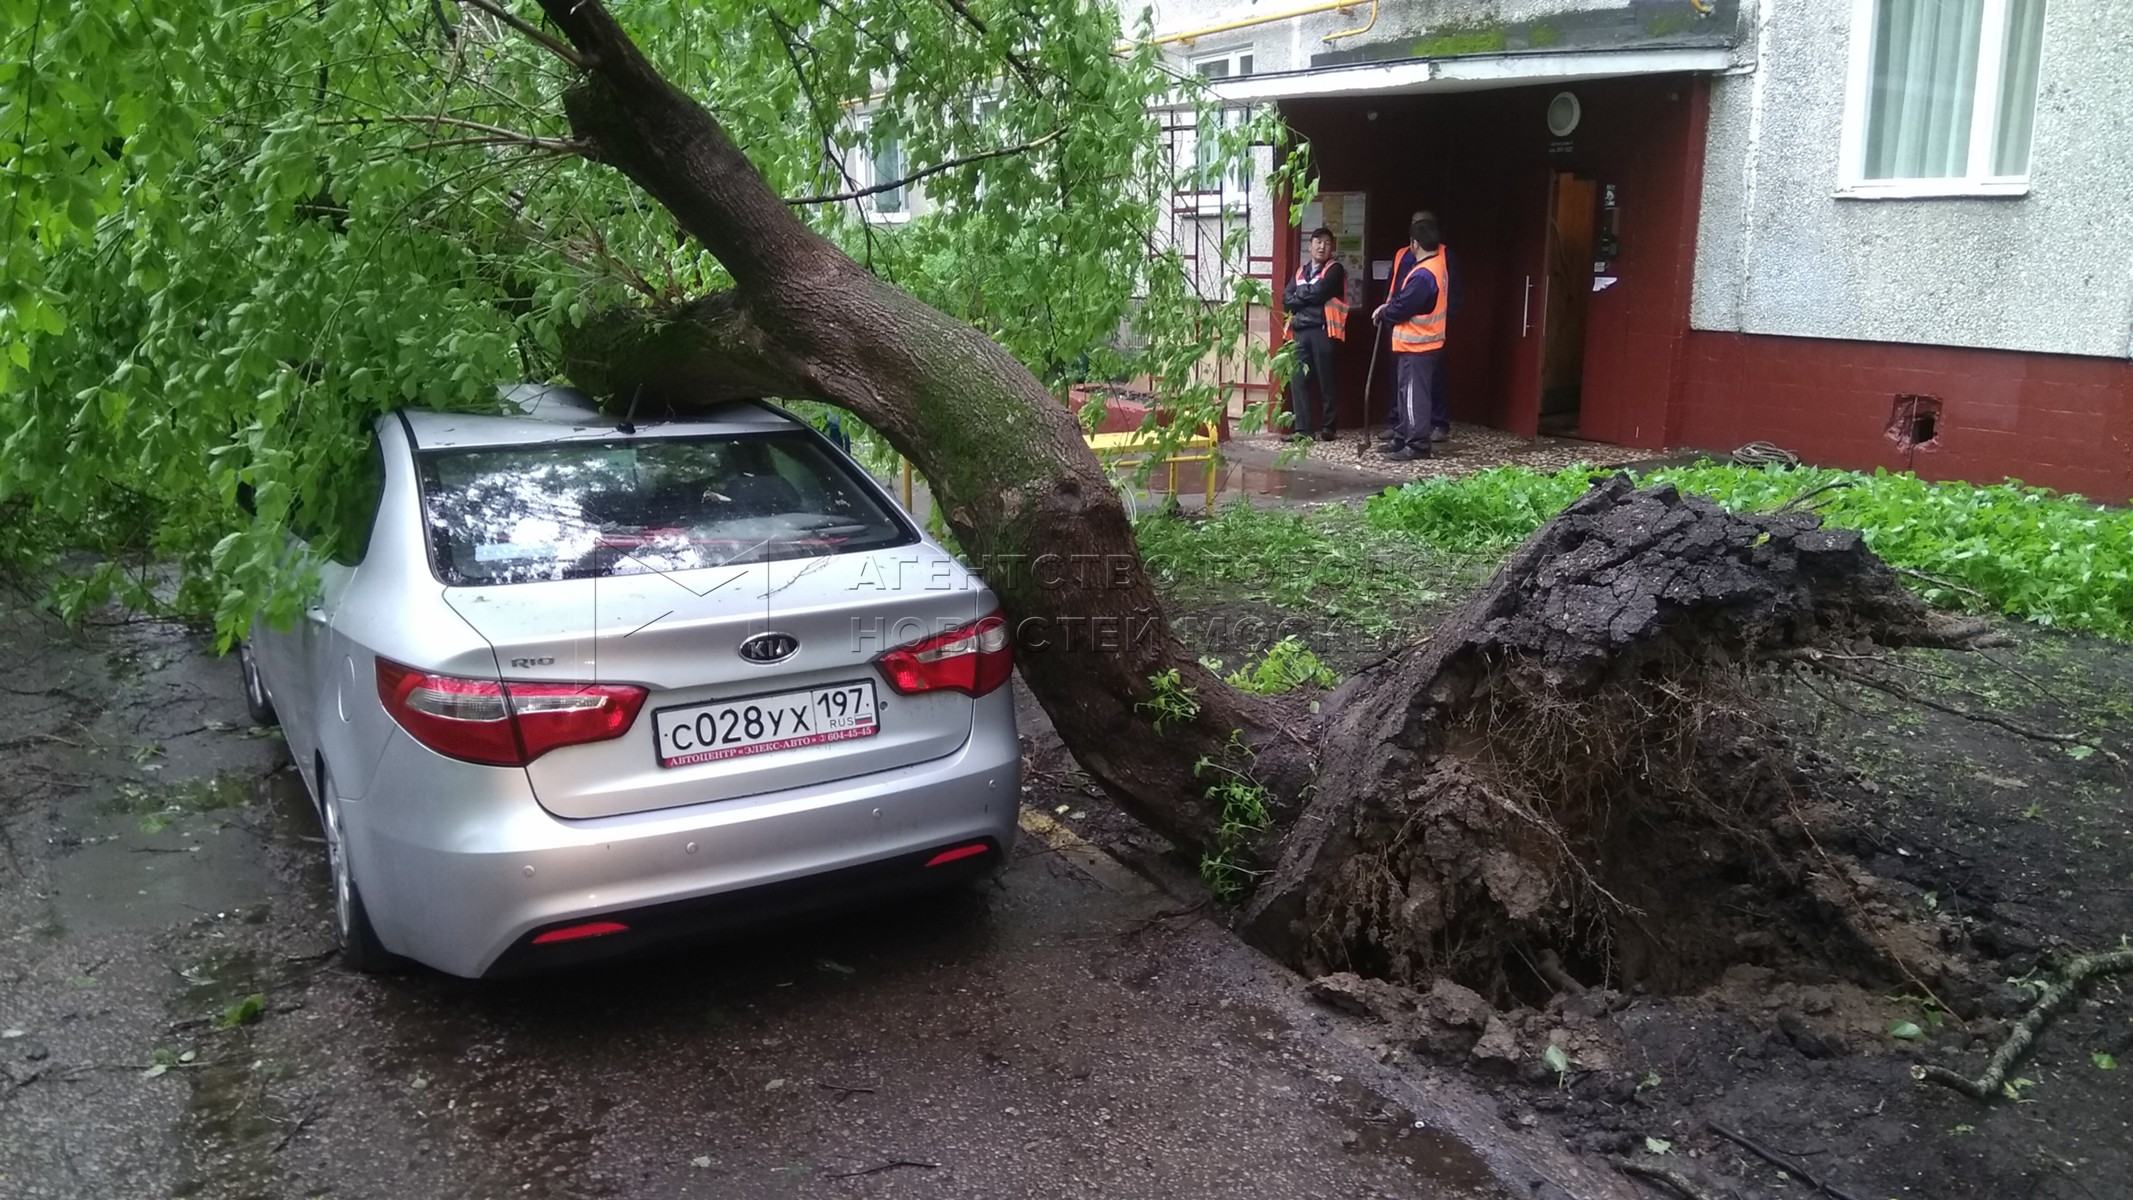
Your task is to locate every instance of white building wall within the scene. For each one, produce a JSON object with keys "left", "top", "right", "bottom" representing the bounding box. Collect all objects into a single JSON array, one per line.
[{"left": 1692, "top": 0, "right": 2133, "bottom": 360}]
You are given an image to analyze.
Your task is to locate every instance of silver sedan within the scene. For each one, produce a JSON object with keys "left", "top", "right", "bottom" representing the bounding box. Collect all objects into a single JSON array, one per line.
[{"left": 242, "top": 386, "right": 1019, "bottom": 977}]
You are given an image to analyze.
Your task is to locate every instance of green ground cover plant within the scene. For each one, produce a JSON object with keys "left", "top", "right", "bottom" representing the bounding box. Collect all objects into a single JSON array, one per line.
[
  {"left": 1134, "top": 503, "right": 1476, "bottom": 635},
  {"left": 1362, "top": 464, "right": 2133, "bottom": 639}
]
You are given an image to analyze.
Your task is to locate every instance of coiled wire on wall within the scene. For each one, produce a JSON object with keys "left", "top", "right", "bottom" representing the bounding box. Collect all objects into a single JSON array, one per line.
[{"left": 1730, "top": 441, "right": 1801, "bottom": 469}]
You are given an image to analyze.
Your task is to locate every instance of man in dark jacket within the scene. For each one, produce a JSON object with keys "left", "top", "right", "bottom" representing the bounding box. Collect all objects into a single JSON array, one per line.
[
  {"left": 1282, "top": 227, "right": 1346, "bottom": 442},
  {"left": 1372, "top": 217, "right": 1448, "bottom": 461},
  {"left": 1381, "top": 210, "right": 1457, "bottom": 450}
]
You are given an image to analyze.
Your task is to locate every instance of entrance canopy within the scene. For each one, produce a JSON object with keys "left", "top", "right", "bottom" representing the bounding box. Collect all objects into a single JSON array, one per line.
[{"left": 1204, "top": 47, "right": 1732, "bottom": 103}]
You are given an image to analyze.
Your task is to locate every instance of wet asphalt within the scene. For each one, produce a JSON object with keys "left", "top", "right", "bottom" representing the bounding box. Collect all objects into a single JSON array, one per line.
[{"left": 0, "top": 607, "right": 1601, "bottom": 1200}]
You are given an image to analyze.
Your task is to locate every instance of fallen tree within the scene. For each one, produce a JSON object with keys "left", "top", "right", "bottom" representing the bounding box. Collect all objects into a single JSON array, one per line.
[
  {"left": 4, "top": 0, "right": 1999, "bottom": 1007},
  {"left": 526, "top": 3, "right": 1996, "bottom": 1001}
]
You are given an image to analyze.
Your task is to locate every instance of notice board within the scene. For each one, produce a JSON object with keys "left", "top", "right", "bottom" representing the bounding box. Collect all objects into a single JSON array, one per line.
[{"left": 1297, "top": 190, "right": 1368, "bottom": 310}]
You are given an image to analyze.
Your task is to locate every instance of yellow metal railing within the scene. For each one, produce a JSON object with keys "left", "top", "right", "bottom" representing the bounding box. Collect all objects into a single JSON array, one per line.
[{"left": 894, "top": 425, "right": 1221, "bottom": 518}]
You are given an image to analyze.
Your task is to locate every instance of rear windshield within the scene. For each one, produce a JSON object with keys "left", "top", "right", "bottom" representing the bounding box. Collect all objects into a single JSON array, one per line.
[{"left": 417, "top": 433, "right": 913, "bottom": 586}]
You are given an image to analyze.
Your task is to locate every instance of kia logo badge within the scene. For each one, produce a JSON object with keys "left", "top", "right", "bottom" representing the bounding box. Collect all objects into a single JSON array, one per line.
[{"left": 738, "top": 632, "right": 800, "bottom": 664}]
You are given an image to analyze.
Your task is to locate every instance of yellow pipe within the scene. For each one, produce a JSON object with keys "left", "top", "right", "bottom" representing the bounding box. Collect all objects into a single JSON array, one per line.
[
  {"left": 1125, "top": 0, "right": 1368, "bottom": 50},
  {"left": 1320, "top": 0, "right": 1378, "bottom": 42}
]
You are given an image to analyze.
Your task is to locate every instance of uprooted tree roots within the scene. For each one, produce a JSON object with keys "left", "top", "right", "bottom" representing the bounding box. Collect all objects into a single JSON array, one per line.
[{"left": 1246, "top": 475, "right": 1997, "bottom": 1004}]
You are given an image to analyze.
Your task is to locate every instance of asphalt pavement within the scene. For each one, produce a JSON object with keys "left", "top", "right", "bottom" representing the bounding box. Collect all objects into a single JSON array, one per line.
[{"left": 0, "top": 605, "right": 1604, "bottom": 1200}]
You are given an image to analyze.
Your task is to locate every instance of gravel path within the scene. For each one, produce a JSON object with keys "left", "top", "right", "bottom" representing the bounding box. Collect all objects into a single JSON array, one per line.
[{"left": 1234, "top": 422, "right": 1657, "bottom": 485}]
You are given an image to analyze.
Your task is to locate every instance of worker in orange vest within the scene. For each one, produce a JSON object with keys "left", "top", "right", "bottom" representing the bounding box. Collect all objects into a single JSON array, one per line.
[
  {"left": 1381, "top": 211, "right": 1453, "bottom": 452},
  {"left": 1282, "top": 226, "right": 1347, "bottom": 442},
  {"left": 1372, "top": 216, "right": 1449, "bottom": 462}
]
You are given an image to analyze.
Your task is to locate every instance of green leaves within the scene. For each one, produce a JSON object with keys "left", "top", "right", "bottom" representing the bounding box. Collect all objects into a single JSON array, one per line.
[
  {"left": 4, "top": 0, "right": 1283, "bottom": 645},
  {"left": 1225, "top": 636, "right": 1339, "bottom": 695},
  {"left": 219, "top": 992, "right": 265, "bottom": 1029}
]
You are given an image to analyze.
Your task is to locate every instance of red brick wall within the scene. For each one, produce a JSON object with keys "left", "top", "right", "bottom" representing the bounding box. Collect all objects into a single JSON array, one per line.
[{"left": 1677, "top": 333, "right": 2133, "bottom": 501}]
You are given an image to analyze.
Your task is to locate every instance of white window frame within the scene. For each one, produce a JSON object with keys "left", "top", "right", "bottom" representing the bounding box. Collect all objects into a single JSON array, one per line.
[
  {"left": 1836, "top": 0, "right": 2044, "bottom": 199},
  {"left": 1186, "top": 52, "right": 1255, "bottom": 215},
  {"left": 857, "top": 118, "right": 911, "bottom": 224}
]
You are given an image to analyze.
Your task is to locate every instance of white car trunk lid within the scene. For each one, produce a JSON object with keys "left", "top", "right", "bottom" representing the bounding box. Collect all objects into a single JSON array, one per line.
[{"left": 445, "top": 549, "right": 982, "bottom": 819}]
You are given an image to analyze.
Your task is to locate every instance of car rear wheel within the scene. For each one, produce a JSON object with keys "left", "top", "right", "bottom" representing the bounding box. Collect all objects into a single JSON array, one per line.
[
  {"left": 318, "top": 770, "right": 404, "bottom": 974},
  {"left": 238, "top": 641, "right": 277, "bottom": 726}
]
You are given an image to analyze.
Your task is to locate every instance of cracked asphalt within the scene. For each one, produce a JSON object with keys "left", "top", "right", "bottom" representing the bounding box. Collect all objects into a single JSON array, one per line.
[{"left": 0, "top": 605, "right": 1596, "bottom": 1200}]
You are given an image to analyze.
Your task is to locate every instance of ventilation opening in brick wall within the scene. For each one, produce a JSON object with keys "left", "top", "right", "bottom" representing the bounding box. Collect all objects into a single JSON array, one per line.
[{"left": 1886, "top": 394, "right": 1942, "bottom": 452}]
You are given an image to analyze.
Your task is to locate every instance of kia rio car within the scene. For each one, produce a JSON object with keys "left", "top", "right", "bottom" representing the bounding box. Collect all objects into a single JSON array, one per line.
[{"left": 240, "top": 386, "right": 1020, "bottom": 976}]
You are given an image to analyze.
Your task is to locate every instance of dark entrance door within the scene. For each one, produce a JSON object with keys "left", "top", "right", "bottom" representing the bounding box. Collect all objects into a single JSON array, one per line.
[{"left": 1538, "top": 171, "right": 1600, "bottom": 436}]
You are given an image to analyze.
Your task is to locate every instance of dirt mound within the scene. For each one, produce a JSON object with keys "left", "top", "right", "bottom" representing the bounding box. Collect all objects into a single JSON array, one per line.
[{"left": 1247, "top": 475, "right": 1990, "bottom": 1005}]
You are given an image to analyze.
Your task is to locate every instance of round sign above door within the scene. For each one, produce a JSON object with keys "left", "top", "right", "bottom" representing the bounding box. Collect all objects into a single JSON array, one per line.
[{"left": 1547, "top": 91, "right": 1582, "bottom": 138}]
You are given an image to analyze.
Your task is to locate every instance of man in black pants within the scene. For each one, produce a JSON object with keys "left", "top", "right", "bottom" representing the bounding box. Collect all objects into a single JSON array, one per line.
[
  {"left": 1373, "top": 217, "right": 1448, "bottom": 461},
  {"left": 1282, "top": 227, "right": 1347, "bottom": 442}
]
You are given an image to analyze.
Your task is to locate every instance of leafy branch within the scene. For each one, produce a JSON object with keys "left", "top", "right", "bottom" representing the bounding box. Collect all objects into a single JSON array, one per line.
[{"left": 784, "top": 126, "right": 1068, "bottom": 206}]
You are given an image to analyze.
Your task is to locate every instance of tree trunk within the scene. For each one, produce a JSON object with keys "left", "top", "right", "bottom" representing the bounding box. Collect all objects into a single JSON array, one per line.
[{"left": 534, "top": 1, "right": 1290, "bottom": 854}]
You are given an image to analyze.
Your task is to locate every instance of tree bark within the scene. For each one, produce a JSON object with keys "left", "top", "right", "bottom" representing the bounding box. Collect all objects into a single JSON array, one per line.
[{"left": 533, "top": 0, "right": 1288, "bottom": 853}]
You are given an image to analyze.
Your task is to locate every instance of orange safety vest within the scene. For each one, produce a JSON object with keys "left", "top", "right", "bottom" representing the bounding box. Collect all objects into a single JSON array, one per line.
[
  {"left": 1389, "top": 243, "right": 1449, "bottom": 300},
  {"left": 1291, "top": 262, "right": 1348, "bottom": 341},
  {"left": 1390, "top": 247, "right": 1448, "bottom": 354}
]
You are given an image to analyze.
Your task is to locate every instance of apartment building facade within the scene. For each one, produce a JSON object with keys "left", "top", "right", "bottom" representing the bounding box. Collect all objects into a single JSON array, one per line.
[{"left": 1153, "top": 0, "right": 2132, "bottom": 498}]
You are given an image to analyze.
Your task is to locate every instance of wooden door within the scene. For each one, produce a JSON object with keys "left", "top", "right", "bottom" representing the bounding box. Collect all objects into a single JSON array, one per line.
[{"left": 1538, "top": 173, "right": 1599, "bottom": 434}]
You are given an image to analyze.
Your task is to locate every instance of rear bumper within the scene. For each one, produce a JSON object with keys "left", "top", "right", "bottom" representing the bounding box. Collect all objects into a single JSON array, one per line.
[
  {"left": 483, "top": 836, "right": 1004, "bottom": 976},
  {"left": 343, "top": 690, "right": 1021, "bottom": 978}
]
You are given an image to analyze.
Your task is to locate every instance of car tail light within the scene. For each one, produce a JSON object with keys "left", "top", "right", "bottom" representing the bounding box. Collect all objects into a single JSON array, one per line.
[
  {"left": 376, "top": 659, "right": 647, "bottom": 767},
  {"left": 875, "top": 612, "right": 1013, "bottom": 697},
  {"left": 531, "top": 921, "right": 630, "bottom": 945},
  {"left": 926, "top": 843, "right": 993, "bottom": 867}
]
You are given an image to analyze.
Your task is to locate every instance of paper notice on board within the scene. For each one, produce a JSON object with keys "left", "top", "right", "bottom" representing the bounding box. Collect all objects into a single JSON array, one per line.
[
  {"left": 1371, "top": 259, "right": 1392, "bottom": 281},
  {"left": 1300, "top": 202, "right": 1324, "bottom": 231},
  {"left": 1341, "top": 194, "right": 1367, "bottom": 230},
  {"left": 1593, "top": 276, "right": 1619, "bottom": 292}
]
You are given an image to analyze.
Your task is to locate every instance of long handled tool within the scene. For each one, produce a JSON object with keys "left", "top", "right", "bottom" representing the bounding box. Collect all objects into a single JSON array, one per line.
[{"left": 1356, "top": 315, "right": 1384, "bottom": 451}]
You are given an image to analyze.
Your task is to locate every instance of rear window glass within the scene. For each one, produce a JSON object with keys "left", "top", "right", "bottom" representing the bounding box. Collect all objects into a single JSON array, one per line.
[{"left": 417, "top": 433, "right": 913, "bottom": 586}]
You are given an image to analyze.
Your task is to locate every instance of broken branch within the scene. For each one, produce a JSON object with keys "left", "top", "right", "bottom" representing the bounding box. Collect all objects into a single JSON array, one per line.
[
  {"left": 931, "top": 0, "right": 1045, "bottom": 98},
  {"left": 1916, "top": 946, "right": 2133, "bottom": 1100},
  {"left": 1708, "top": 1123, "right": 1865, "bottom": 1200},
  {"left": 1792, "top": 654, "right": 2120, "bottom": 764},
  {"left": 345, "top": 113, "right": 586, "bottom": 155},
  {"left": 1774, "top": 479, "right": 1857, "bottom": 513},
  {"left": 784, "top": 126, "right": 1067, "bottom": 205},
  {"left": 826, "top": 1159, "right": 939, "bottom": 1178},
  {"left": 1616, "top": 1159, "right": 1729, "bottom": 1200},
  {"left": 457, "top": 0, "right": 586, "bottom": 68}
]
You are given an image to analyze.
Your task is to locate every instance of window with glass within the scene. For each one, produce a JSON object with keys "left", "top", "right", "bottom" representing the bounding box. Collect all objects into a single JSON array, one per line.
[
  {"left": 868, "top": 129, "right": 906, "bottom": 215},
  {"left": 1845, "top": 0, "right": 2047, "bottom": 191},
  {"left": 1191, "top": 53, "right": 1254, "bottom": 204}
]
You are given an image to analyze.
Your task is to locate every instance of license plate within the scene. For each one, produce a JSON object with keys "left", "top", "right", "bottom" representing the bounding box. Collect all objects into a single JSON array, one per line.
[{"left": 653, "top": 681, "right": 878, "bottom": 768}]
